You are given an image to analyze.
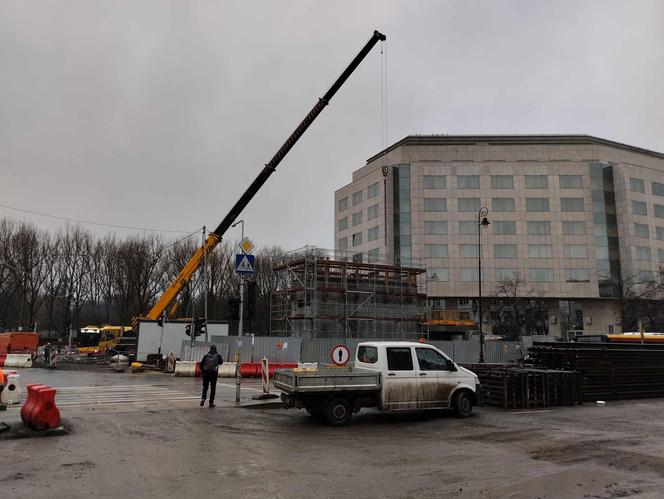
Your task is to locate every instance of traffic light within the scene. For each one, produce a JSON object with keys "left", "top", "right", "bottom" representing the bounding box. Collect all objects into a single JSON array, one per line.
[
  {"left": 194, "top": 317, "right": 206, "bottom": 337},
  {"left": 228, "top": 297, "right": 241, "bottom": 320}
]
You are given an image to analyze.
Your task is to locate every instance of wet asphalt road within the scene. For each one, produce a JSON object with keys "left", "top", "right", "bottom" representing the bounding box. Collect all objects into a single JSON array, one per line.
[{"left": 2, "top": 366, "right": 664, "bottom": 498}]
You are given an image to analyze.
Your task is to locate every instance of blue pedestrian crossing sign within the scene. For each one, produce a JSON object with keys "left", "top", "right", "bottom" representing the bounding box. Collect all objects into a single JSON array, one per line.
[{"left": 235, "top": 254, "right": 255, "bottom": 275}]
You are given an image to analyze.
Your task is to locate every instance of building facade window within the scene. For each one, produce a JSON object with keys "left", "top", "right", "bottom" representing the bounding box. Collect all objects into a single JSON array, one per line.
[
  {"left": 367, "top": 248, "right": 380, "bottom": 262},
  {"left": 632, "top": 200, "right": 648, "bottom": 216},
  {"left": 562, "top": 221, "right": 587, "bottom": 235},
  {"left": 495, "top": 268, "right": 518, "bottom": 281},
  {"left": 352, "top": 211, "right": 362, "bottom": 226},
  {"left": 458, "top": 198, "right": 480, "bottom": 212},
  {"left": 530, "top": 268, "right": 554, "bottom": 282},
  {"left": 393, "top": 165, "right": 412, "bottom": 264},
  {"left": 352, "top": 232, "right": 363, "bottom": 246},
  {"left": 338, "top": 237, "right": 348, "bottom": 250},
  {"left": 492, "top": 198, "right": 515, "bottom": 212},
  {"left": 564, "top": 244, "right": 588, "bottom": 258},
  {"left": 458, "top": 221, "right": 477, "bottom": 235},
  {"left": 424, "top": 198, "right": 447, "bottom": 212},
  {"left": 338, "top": 217, "right": 348, "bottom": 231},
  {"left": 566, "top": 268, "right": 590, "bottom": 282},
  {"left": 655, "top": 204, "right": 664, "bottom": 218},
  {"left": 659, "top": 248, "right": 664, "bottom": 263},
  {"left": 526, "top": 198, "right": 550, "bottom": 212},
  {"left": 460, "top": 268, "right": 479, "bottom": 282},
  {"left": 491, "top": 175, "right": 514, "bottom": 189},
  {"left": 423, "top": 175, "right": 446, "bottom": 189},
  {"left": 367, "top": 226, "right": 379, "bottom": 241},
  {"left": 653, "top": 181, "right": 664, "bottom": 197},
  {"left": 338, "top": 197, "right": 348, "bottom": 212},
  {"left": 367, "top": 204, "right": 379, "bottom": 220},
  {"left": 493, "top": 221, "right": 517, "bottom": 235},
  {"left": 425, "top": 244, "right": 448, "bottom": 258},
  {"left": 634, "top": 223, "right": 650, "bottom": 239},
  {"left": 635, "top": 246, "right": 651, "bottom": 261},
  {"left": 427, "top": 268, "right": 449, "bottom": 281},
  {"left": 494, "top": 244, "right": 517, "bottom": 258},
  {"left": 460, "top": 244, "right": 479, "bottom": 258},
  {"left": 638, "top": 270, "right": 654, "bottom": 283},
  {"left": 560, "top": 175, "right": 582, "bottom": 189},
  {"left": 561, "top": 197, "right": 585, "bottom": 212},
  {"left": 367, "top": 182, "right": 379, "bottom": 198},
  {"left": 527, "top": 221, "right": 551, "bottom": 235},
  {"left": 529, "top": 244, "right": 553, "bottom": 258},
  {"left": 657, "top": 226, "right": 664, "bottom": 241},
  {"left": 525, "top": 175, "right": 548, "bottom": 189},
  {"left": 457, "top": 175, "right": 480, "bottom": 189},
  {"left": 630, "top": 177, "right": 645, "bottom": 193},
  {"left": 352, "top": 191, "right": 363, "bottom": 206},
  {"left": 424, "top": 221, "right": 447, "bottom": 235}
]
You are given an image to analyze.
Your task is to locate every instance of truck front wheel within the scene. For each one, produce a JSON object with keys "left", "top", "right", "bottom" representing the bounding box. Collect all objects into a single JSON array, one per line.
[
  {"left": 452, "top": 391, "right": 473, "bottom": 418},
  {"left": 325, "top": 397, "right": 352, "bottom": 426}
]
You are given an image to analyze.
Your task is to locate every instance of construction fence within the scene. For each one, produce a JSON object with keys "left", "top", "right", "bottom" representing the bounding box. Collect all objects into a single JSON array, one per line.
[{"left": 181, "top": 335, "right": 556, "bottom": 365}]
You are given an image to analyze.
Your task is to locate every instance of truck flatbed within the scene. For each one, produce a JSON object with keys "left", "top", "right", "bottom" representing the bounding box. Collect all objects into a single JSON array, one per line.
[{"left": 273, "top": 367, "right": 381, "bottom": 394}]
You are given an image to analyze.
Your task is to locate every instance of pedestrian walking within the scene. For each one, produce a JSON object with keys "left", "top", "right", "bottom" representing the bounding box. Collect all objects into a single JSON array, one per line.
[{"left": 199, "top": 345, "right": 223, "bottom": 408}]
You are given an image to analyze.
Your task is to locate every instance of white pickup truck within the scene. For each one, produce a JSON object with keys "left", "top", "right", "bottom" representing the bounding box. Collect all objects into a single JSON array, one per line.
[{"left": 274, "top": 341, "right": 481, "bottom": 426}]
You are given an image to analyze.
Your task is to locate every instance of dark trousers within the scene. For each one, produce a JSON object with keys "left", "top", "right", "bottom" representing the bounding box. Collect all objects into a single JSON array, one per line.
[{"left": 202, "top": 372, "right": 217, "bottom": 403}]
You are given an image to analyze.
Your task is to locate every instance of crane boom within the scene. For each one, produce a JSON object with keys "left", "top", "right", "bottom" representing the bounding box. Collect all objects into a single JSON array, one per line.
[{"left": 143, "top": 30, "right": 386, "bottom": 323}]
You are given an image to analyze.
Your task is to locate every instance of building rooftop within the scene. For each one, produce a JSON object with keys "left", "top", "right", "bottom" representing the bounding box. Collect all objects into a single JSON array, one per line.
[{"left": 366, "top": 134, "right": 664, "bottom": 164}]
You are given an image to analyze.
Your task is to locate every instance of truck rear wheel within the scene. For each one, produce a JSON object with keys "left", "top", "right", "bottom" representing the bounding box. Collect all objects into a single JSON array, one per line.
[
  {"left": 452, "top": 391, "right": 473, "bottom": 418},
  {"left": 324, "top": 397, "right": 352, "bottom": 426}
]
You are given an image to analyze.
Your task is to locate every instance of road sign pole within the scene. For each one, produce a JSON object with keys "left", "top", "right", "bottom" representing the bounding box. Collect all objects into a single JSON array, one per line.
[{"left": 238, "top": 277, "right": 245, "bottom": 337}]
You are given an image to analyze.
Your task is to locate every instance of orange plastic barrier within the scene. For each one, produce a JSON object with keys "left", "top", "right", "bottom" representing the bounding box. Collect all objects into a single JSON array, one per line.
[
  {"left": 21, "top": 384, "right": 61, "bottom": 430},
  {"left": 239, "top": 362, "right": 297, "bottom": 378},
  {"left": 0, "top": 335, "right": 10, "bottom": 355},
  {"left": 9, "top": 332, "right": 39, "bottom": 354}
]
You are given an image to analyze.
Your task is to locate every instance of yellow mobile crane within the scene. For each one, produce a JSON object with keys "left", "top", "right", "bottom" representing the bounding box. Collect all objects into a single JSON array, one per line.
[{"left": 134, "top": 30, "right": 387, "bottom": 330}]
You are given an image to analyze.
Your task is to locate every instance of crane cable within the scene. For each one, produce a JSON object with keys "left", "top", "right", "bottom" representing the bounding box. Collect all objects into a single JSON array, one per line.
[{"left": 379, "top": 38, "right": 388, "bottom": 151}]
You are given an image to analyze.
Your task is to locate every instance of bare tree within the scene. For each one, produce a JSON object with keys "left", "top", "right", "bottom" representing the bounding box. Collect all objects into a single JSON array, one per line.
[
  {"left": 492, "top": 273, "right": 545, "bottom": 339},
  {"left": 7, "top": 222, "right": 51, "bottom": 328}
]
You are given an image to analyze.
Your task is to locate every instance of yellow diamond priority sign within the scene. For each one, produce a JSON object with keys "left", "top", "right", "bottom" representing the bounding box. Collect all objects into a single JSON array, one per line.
[{"left": 239, "top": 237, "right": 254, "bottom": 254}]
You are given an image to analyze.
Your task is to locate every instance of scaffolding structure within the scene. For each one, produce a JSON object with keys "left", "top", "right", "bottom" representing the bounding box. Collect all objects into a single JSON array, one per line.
[{"left": 270, "top": 247, "right": 427, "bottom": 339}]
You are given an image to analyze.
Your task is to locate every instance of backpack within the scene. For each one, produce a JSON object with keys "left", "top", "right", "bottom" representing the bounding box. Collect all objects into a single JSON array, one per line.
[{"left": 202, "top": 353, "right": 219, "bottom": 373}]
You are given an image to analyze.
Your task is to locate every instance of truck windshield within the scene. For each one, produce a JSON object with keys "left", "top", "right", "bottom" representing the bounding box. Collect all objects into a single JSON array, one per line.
[
  {"left": 78, "top": 332, "right": 100, "bottom": 347},
  {"left": 416, "top": 348, "right": 450, "bottom": 370}
]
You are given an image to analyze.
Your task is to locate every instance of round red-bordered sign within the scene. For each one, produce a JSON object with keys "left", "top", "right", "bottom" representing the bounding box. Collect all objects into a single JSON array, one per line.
[{"left": 331, "top": 344, "right": 350, "bottom": 366}]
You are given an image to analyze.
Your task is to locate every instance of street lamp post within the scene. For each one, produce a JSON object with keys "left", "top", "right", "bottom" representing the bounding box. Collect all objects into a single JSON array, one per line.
[
  {"left": 231, "top": 220, "right": 245, "bottom": 337},
  {"left": 477, "top": 207, "right": 490, "bottom": 363}
]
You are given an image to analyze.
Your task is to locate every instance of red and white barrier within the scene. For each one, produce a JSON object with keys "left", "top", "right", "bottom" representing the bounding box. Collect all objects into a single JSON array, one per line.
[
  {"left": 174, "top": 361, "right": 201, "bottom": 377},
  {"left": 219, "top": 362, "right": 236, "bottom": 378},
  {"left": 0, "top": 354, "right": 33, "bottom": 368}
]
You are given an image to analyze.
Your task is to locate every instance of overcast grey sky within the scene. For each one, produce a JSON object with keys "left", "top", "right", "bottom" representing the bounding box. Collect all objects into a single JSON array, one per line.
[{"left": 1, "top": 1, "right": 663, "bottom": 249}]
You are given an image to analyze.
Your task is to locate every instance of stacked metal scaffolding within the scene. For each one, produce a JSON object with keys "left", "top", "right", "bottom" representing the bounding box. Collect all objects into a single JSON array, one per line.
[{"left": 270, "top": 247, "right": 427, "bottom": 339}]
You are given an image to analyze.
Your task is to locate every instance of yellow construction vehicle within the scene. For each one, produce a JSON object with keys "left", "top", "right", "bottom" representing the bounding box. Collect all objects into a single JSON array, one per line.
[{"left": 78, "top": 325, "right": 132, "bottom": 355}]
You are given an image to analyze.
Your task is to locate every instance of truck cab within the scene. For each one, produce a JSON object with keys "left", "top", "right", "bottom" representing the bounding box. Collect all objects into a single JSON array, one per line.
[
  {"left": 355, "top": 342, "right": 479, "bottom": 412},
  {"left": 275, "top": 341, "right": 481, "bottom": 425}
]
